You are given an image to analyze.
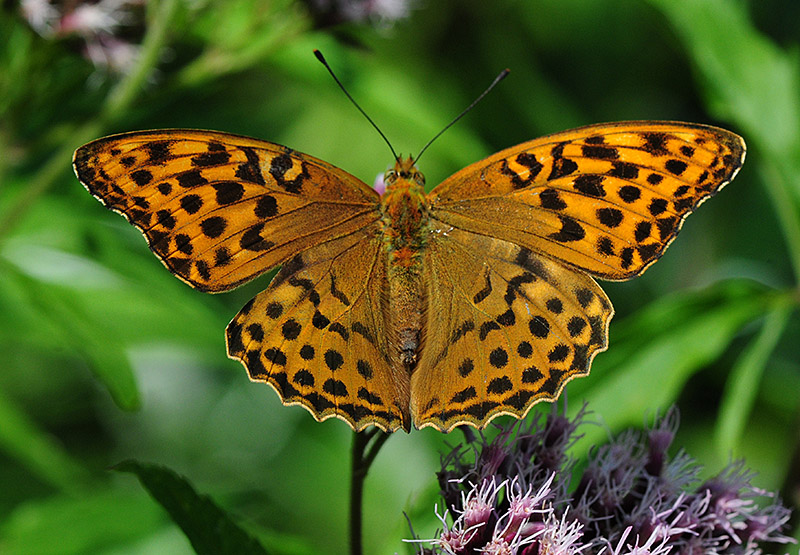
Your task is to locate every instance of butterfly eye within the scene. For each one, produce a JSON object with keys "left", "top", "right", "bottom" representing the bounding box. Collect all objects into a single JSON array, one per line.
[
  {"left": 403, "top": 167, "right": 424, "bottom": 186},
  {"left": 384, "top": 169, "right": 398, "bottom": 184}
]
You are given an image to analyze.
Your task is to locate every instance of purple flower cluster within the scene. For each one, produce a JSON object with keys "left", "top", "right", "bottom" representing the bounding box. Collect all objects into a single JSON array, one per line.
[
  {"left": 411, "top": 406, "right": 794, "bottom": 554},
  {"left": 302, "top": 0, "right": 416, "bottom": 28},
  {"left": 20, "top": 0, "right": 144, "bottom": 73}
]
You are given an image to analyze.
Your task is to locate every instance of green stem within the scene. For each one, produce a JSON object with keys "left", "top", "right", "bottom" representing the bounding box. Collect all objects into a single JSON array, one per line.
[
  {"left": 102, "top": 0, "right": 180, "bottom": 121},
  {"left": 350, "top": 428, "right": 390, "bottom": 555},
  {"left": 714, "top": 300, "right": 794, "bottom": 455},
  {"left": 0, "top": 0, "right": 180, "bottom": 240},
  {"left": 173, "top": 10, "right": 308, "bottom": 90},
  {"left": 757, "top": 160, "right": 800, "bottom": 286},
  {"left": 0, "top": 126, "right": 96, "bottom": 239}
]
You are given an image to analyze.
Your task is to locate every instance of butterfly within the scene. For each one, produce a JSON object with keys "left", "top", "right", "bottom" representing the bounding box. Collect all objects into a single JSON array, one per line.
[{"left": 73, "top": 121, "right": 745, "bottom": 432}]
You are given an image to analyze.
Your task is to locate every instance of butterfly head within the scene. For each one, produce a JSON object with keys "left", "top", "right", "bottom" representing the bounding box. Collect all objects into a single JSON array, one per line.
[{"left": 385, "top": 156, "right": 425, "bottom": 190}]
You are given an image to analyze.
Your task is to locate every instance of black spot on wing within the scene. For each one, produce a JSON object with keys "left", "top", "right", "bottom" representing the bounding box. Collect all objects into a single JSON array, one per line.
[
  {"left": 597, "top": 208, "right": 623, "bottom": 228},
  {"left": 642, "top": 132, "right": 669, "bottom": 155},
  {"left": 458, "top": 358, "right": 474, "bottom": 377},
  {"left": 451, "top": 386, "right": 477, "bottom": 404},
  {"left": 213, "top": 181, "right": 244, "bottom": 204},
  {"left": 609, "top": 161, "right": 639, "bottom": 179},
  {"left": 192, "top": 149, "right": 231, "bottom": 167},
  {"left": 146, "top": 141, "right": 172, "bottom": 163},
  {"left": 266, "top": 302, "right": 283, "bottom": 319},
  {"left": 200, "top": 216, "right": 226, "bottom": 238},
  {"left": 214, "top": 247, "right": 231, "bottom": 266},
  {"left": 240, "top": 223, "right": 275, "bottom": 251},
  {"left": 581, "top": 145, "right": 618, "bottom": 160},
  {"left": 618, "top": 185, "right": 641, "bottom": 203},
  {"left": 324, "top": 349, "right": 344, "bottom": 371},
  {"left": 573, "top": 175, "right": 606, "bottom": 197},
  {"left": 450, "top": 320, "right": 475, "bottom": 344},
  {"left": 255, "top": 195, "right": 278, "bottom": 218},
  {"left": 293, "top": 370, "right": 314, "bottom": 386},
  {"left": 177, "top": 170, "right": 208, "bottom": 188},
  {"left": 540, "top": 188, "right": 567, "bottom": 210},
  {"left": 130, "top": 169, "right": 152, "bottom": 187},
  {"left": 299, "top": 344, "right": 315, "bottom": 360},
  {"left": 515, "top": 248, "right": 550, "bottom": 281},
  {"left": 473, "top": 271, "right": 493, "bottom": 304},
  {"left": 330, "top": 275, "right": 351, "bottom": 306},
  {"left": 515, "top": 152, "right": 544, "bottom": 181},
  {"left": 487, "top": 376, "right": 513, "bottom": 394},
  {"left": 235, "top": 147, "right": 266, "bottom": 185},
  {"left": 548, "top": 157, "right": 578, "bottom": 179},
  {"left": 478, "top": 320, "right": 500, "bottom": 341},
  {"left": 357, "top": 360, "right": 374, "bottom": 380},
  {"left": 549, "top": 215, "right": 585, "bottom": 242},
  {"left": 665, "top": 159, "right": 687, "bottom": 176},
  {"left": 180, "top": 194, "right": 203, "bottom": 214}
]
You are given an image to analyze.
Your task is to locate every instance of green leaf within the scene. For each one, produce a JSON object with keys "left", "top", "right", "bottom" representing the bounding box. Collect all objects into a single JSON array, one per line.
[
  {"left": 115, "top": 460, "right": 270, "bottom": 555},
  {"left": 0, "top": 491, "right": 171, "bottom": 555},
  {"left": 570, "top": 280, "right": 772, "bottom": 449},
  {"left": 645, "top": 0, "right": 800, "bottom": 155},
  {"left": 646, "top": 0, "right": 800, "bottom": 280},
  {"left": 0, "top": 388, "right": 90, "bottom": 492},
  {"left": 1, "top": 262, "right": 141, "bottom": 411},
  {"left": 715, "top": 302, "right": 794, "bottom": 456}
]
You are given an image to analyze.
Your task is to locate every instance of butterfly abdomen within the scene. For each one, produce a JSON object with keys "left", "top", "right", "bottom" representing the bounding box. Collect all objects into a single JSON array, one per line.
[{"left": 380, "top": 166, "right": 430, "bottom": 372}]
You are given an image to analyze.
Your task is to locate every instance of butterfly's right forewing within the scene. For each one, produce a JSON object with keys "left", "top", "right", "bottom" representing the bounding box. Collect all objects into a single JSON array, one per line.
[{"left": 74, "top": 129, "right": 381, "bottom": 292}]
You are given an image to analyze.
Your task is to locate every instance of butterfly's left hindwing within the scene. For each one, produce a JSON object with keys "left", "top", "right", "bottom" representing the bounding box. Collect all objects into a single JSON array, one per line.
[
  {"left": 413, "top": 227, "right": 612, "bottom": 431},
  {"left": 74, "top": 130, "right": 380, "bottom": 292}
]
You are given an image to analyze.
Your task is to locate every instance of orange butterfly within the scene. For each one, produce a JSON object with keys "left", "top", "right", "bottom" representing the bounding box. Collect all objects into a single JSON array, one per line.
[{"left": 74, "top": 121, "right": 744, "bottom": 432}]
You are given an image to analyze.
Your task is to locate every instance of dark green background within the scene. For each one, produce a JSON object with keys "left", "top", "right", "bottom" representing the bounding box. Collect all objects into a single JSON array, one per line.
[{"left": 1, "top": 1, "right": 798, "bottom": 553}]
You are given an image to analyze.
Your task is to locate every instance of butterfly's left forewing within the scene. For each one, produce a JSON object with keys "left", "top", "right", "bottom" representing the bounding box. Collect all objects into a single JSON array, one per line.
[{"left": 428, "top": 121, "right": 745, "bottom": 280}]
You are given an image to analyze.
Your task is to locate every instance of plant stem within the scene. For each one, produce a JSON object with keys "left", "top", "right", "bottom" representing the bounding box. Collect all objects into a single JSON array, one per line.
[
  {"left": 714, "top": 301, "right": 793, "bottom": 456},
  {"left": 101, "top": 0, "right": 180, "bottom": 121},
  {"left": 0, "top": 0, "right": 180, "bottom": 241},
  {"left": 173, "top": 12, "right": 308, "bottom": 90},
  {"left": 350, "top": 428, "right": 390, "bottom": 555},
  {"left": 757, "top": 161, "right": 800, "bottom": 286}
]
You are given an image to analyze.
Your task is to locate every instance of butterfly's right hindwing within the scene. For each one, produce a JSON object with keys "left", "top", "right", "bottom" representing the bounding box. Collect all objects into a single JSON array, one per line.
[{"left": 226, "top": 225, "right": 410, "bottom": 432}]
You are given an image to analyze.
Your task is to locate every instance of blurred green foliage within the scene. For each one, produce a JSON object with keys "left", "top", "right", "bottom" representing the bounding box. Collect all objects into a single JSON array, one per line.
[{"left": 0, "top": 0, "right": 798, "bottom": 553}]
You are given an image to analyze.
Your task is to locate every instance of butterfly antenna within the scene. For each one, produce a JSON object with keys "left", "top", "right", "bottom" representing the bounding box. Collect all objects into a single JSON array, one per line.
[
  {"left": 413, "top": 68, "right": 510, "bottom": 165},
  {"left": 314, "top": 50, "right": 400, "bottom": 161}
]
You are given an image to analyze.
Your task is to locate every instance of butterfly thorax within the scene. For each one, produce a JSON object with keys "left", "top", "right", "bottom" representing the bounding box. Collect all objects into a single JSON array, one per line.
[
  {"left": 379, "top": 157, "right": 429, "bottom": 371},
  {"left": 379, "top": 157, "right": 429, "bottom": 267}
]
